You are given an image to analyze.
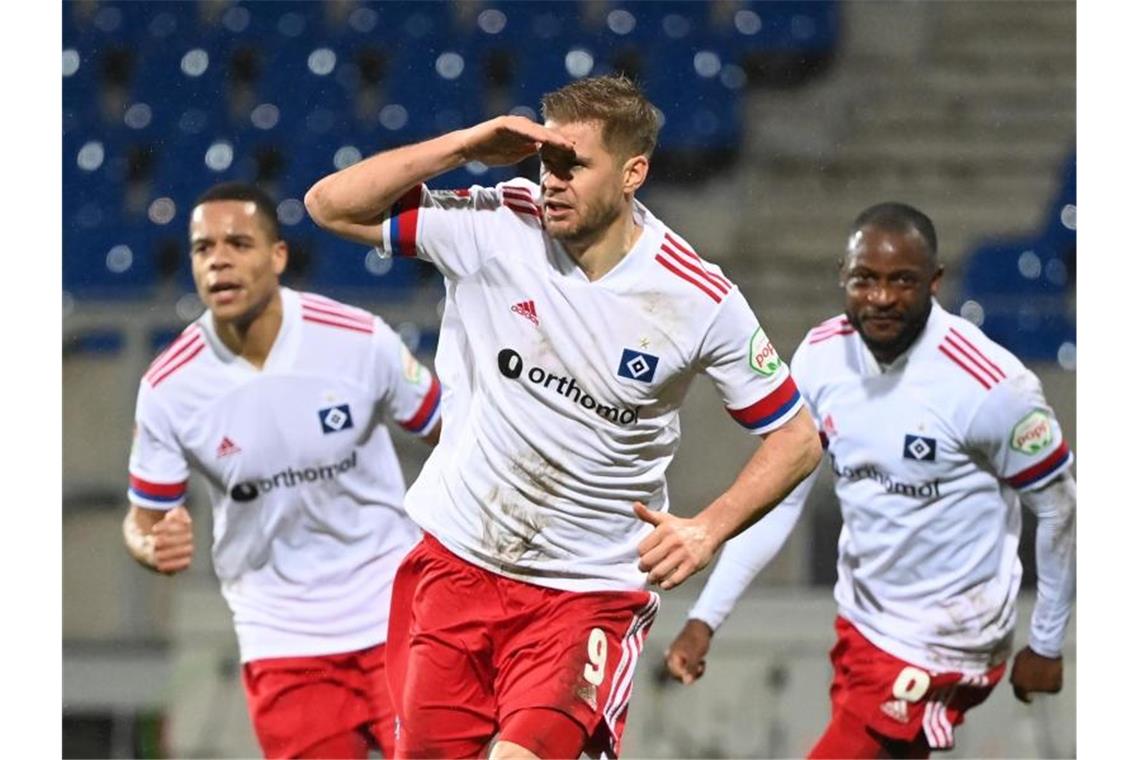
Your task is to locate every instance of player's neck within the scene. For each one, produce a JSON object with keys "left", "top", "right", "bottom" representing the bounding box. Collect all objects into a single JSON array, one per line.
[
  {"left": 563, "top": 212, "right": 643, "bottom": 282},
  {"left": 213, "top": 289, "right": 284, "bottom": 370}
]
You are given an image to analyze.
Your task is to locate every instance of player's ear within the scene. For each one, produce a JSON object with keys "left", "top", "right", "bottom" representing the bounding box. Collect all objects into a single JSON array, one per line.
[
  {"left": 272, "top": 240, "right": 288, "bottom": 277},
  {"left": 929, "top": 264, "right": 944, "bottom": 296},
  {"left": 622, "top": 154, "right": 649, "bottom": 195}
]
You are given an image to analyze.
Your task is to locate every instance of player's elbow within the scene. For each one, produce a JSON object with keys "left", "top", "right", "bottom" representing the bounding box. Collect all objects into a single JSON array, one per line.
[
  {"left": 304, "top": 182, "right": 335, "bottom": 229},
  {"left": 786, "top": 408, "right": 823, "bottom": 479}
]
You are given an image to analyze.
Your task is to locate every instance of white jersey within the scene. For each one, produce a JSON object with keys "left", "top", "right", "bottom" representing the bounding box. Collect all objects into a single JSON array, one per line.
[
  {"left": 375, "top": 179, "right": 803, "bottom": 592},
  {"left": 127, "top": 288, "right": 441, "bottom": 662},
  {"left": 796, "top": 302, "right": 1072, "bottom": 673}
]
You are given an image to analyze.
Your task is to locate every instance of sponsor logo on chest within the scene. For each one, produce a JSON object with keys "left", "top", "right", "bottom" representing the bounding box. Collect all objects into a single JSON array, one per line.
[
  {"left": 319, "top": 404, "right": 354, "bottom": 434},
  {"left": 617, "top": 348, "right": 659, "bottom": 383},
  {"left": 229, "top": 450, "right": 359, "bottom": 502},
  {"left": 903, "top": 434, "right": 937, "bottom": 462},
  {"left": 497, "top": 348, "right": 643, "bottom": 426}
]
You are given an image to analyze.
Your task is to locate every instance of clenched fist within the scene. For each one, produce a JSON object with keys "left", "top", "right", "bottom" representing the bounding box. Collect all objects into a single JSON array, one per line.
[
  {"left": 664, "top": 619, "right": 714, "bottom": 685},
  {"left": 150, "top": 506, "right": 194, "bottom": 575}
]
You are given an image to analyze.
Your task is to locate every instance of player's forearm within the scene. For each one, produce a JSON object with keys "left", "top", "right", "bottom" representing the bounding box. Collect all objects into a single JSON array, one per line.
[
  {"left": 688, "top": 483, "right": 810, "bottom": 630},
  {"left": 1023, "top": 471, "right": 1076, "bottom": 657},
  {"left": 305, "top": 130, "right": 468, "bottom": 227},
  {"left": 695, "top": 407, "right": 821, "bottom": 548}
]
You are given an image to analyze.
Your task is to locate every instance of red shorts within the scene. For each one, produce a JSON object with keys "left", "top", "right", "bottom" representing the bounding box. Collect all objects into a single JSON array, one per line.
[
  {"left": 386, "top": 534, "right": 658, "bottom": 758},
  {"left": 814, "top": 616, "right": 1005, "bottom": 755},
  {"left": 242, "top": 642, "right": 396, "bottom": 758}
]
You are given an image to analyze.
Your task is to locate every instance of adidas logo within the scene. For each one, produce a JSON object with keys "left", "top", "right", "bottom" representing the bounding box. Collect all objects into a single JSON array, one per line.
[
  {"left": 510, "top": 300, "right": 539, "bottom": 327},
  {"left": 880, "top": 699, "right": 909, "bottom": 723},
  {"left": 216, "top": 436, "right": 241, "bottom": 458}
]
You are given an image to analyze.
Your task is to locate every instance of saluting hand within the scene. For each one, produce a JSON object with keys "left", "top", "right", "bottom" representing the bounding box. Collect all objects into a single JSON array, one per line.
[
  {"left": 634, "top": 502, "right": 717, "bottom": 590},
  {"left": 457, "top": 115, "right": 576, "bottom": 168},
  {"left": 151, "top": 506, "right": 194, "bottom": 575},
  {"left": 1010, "top": 645, "right": 1063, "bottom": 703}
]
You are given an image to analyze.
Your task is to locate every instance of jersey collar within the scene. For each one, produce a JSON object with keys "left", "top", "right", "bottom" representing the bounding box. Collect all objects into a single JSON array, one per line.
[
  {"left": 551, "top": 199, "right": 660, "bottom": 286},
  {"left": 860, "top": 299, "right": 947, "bottom": 375}
]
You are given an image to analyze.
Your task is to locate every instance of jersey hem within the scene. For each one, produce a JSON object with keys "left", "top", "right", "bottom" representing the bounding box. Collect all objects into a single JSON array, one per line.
[
  {"left": 235, "top": 627, "right": 387, "bottom": 664},
  {"left": 838, "top": 610, "right": 1007, "bottom": 676},
  {"left": 431, "top": 533, "right": 648, "bottom": 593}
]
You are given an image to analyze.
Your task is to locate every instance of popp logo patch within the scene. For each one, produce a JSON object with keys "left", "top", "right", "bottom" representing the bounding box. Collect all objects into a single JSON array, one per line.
[
  {"left": 1010, "top": 410, "right": 1053, "bottom": 455},
  {"left": 749, "top": 327, "right": 781, "bottom": 377}
]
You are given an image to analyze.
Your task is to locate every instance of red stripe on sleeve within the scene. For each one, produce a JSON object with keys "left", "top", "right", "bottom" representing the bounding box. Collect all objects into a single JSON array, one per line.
[
  {"left": 727, "top": 375, "right": 801, "bottom": 428},
  {"left": 392, "top": 184, "right": 423, "bottom": 257},
  {"left": 400, "top": 375, "right": 441, "bottom": 433},
  {"left": 129, "top": 475, "right": 187, "bottom": 499},
  {"left": 1006, "top": 442, "right": 1072, "bottom": 489}
]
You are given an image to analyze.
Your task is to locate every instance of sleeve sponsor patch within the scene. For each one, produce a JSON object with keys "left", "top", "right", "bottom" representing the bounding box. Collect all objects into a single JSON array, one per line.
[
  {"left": 749, "top": 327, "right": 782, "bottom": 377},
  {"left": 1010, "top": 410, "right": 1054, "bottom": 454},
  {"left": 401, "top": 344, "right": 425, "bottom": 384}
]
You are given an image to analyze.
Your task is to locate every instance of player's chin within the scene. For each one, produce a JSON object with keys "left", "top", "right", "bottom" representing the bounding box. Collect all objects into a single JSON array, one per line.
[
  {"left": 544, "top": 219, "right": 578, "bottom": 240},
  {"left": 857, "top": 318, "right": 905, "bottom": 344},
  {"left": 207, "top": 298, "right": 250, "bottom": 322}
]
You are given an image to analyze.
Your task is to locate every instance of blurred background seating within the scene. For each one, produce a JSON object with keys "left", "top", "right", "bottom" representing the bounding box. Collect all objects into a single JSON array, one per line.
[{"left": 61, "top": 2, "right": 1075, "bottom": 758}]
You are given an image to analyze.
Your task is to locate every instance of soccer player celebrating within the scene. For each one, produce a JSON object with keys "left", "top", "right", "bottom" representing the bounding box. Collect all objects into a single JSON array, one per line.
[
  {"left": 122, "top": 182, "right": 441, "bottom": 759},
  {"left": 663, "top": 203, "right": 1076, "bottom": 758},
  {"left": 305, "top": 75, "right": 822, "bottom": 759}
]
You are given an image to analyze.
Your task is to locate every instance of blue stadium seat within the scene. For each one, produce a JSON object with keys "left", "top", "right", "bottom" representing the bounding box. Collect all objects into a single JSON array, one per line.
[
  {"left": 970, "top": 308, "right": 1075, "bottom": 364},
  {"left": 962, "top": 237, "right": 1069, "bottom": 299}
]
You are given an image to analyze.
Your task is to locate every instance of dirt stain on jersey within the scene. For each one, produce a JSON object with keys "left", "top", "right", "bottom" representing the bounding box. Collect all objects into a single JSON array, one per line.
[{"left": 479, "top": 452, "right": 568, "bottom": 565}]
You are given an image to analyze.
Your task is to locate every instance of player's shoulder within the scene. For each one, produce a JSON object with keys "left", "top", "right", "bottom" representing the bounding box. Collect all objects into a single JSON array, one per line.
[
  {"left": 803, "top": 314, "right": 857, "bottom": 348},
  {"left": 492, "top": 178, "right": 544, "bottom": 228},
  {"left": 426, "top": 178, "right": 543, "bottom": 224},
  {"left": 296, "top": 290, "right": 378, "bottom": 338},
  {"left": 141, "top": 322, "right": 209, "bottom": 392},
  {"left": 926, "top": 308, "right": 1031, "bottom": 394},
  {"left": 787, "top": 313, "right": 855, "bottom": 387},
  {"left": 648, "top": 223, "right": 738, "bottom": 310}
]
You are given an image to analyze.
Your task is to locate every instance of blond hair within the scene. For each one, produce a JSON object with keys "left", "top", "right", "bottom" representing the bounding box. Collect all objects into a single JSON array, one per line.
[{"left": 540, "top": 75, "right": 659, "bottom": 160}]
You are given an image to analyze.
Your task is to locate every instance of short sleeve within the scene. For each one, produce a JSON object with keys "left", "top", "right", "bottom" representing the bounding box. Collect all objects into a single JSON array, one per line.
[
  {"left": 377, "top": 181, "right": 539, "bottom": 280},
  {"left": 372, "top": 318, "right": 442, "bottom": 437},
  {"left": 701, "top": 289, "right": 803, "bottom": 435},
  {"left": 127, "top": 383, "right": 190, "bottom": 509},
  {"left": 965, "top": 370, "right": 1073, "bottom": 491}
]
